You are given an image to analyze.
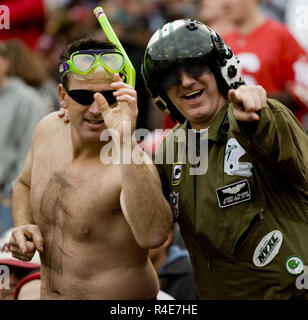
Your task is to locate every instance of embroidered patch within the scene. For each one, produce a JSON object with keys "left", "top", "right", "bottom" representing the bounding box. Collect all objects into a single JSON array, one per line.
[
  {"left": 253, "top": 230, "right": 283, "bottom": 267},
  {"left": 172, "top": 162, "right": 182, "bottom": 186},
  {"left": 286, "top": 256, "right": 304, "bottom": 275},
  {"left": 169, "top": 191, "right": 180, "bottom": 219},
  {"left": 224, "top": 138, "right": 252, "bottom": 177},
  {"left": 216, "top": 179, "right": 251, "bottom": 208}
]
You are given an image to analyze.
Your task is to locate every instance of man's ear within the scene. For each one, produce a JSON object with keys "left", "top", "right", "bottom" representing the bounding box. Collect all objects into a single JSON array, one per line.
[{"left": 58, "top": 84, "right": 68, "bottom": 109}]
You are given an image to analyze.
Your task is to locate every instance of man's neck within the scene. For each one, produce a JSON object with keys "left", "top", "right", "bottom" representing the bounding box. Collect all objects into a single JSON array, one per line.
[
  {"left": 235, "top": 8, "right": 265, "bottom": 36},
  {"left": 70, "top": 130, "right": 105, "bottom": 161}
]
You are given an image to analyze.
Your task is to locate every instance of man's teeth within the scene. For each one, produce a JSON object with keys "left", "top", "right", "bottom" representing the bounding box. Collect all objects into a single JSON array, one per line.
[{"left": 184, "top": 90, "right": 203, "bottom": 98}]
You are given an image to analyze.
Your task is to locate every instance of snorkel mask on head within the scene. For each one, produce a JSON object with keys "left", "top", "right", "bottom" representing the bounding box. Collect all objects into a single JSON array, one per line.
[
  {"left": 59, "top": 48, "right": 125, "bottom": 81},
  {"left": 59, "top": 6, "right": 136, "bottom": 87}
]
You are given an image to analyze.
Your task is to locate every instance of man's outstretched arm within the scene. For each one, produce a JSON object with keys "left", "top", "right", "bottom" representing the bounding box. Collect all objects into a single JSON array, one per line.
[{"left": 10, "top": 132, "right": 44, "bottom": 261}]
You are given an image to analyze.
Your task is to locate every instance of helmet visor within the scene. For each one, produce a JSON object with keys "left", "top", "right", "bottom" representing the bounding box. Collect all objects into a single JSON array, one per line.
[{"left": 160, "top": 63, "right": 211, "bottom": 91}]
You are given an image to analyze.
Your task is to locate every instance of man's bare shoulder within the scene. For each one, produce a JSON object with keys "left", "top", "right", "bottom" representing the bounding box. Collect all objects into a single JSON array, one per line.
[{"left": 32, "top": 111, "right": 69, "bottom": 148}]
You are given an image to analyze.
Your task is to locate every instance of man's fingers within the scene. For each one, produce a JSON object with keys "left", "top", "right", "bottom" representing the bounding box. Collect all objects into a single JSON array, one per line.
[
  {"left": 9, "top": 240, "right": 35, "bottom": 261},
  {"left": 228, "top": 89, "right": 242, "bottom": 105},
  {"left": 11, "top": 231, "right": 30, "bottom": 254},
  {"left": 229, "top": 89, "right": 257, "bottom": 113},
  {"left": 113, "top": 73, "right": 123, "bottom": 83},
  {"left": 257, "top": 85, "right": 268, "bottom": 109},
  {"left": 58, "top": 108, "right": 70, "bottom": 123},
  {"left": 10, "top": 225, "right": 43, "bottom": 256},
  {"left": 94, "top": 92, "right": 109, "bottom": 114},
  {"left": 64, "top": 113, "right": 70, "bottom": 123},
  {"left": 58, "top": 109, "right": 65, "bottom": 118},
  {"left": 233, "top": 109, "right": 260, "bottom": 122},
  {"left": 10, "top": 252, "right": 33, "bottom": 261},
  {"left": 229, "top": 85, "right": 268, "bottom": 122},
  {"left": 32, "top": 231, "right": 44, "bottom": 253},
  {"left": 113, "top": 88, "right": 137, "bottom": 99}
]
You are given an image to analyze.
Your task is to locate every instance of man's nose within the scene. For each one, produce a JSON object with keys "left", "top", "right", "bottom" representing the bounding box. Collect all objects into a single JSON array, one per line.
[{"left": 179, "top": 71, "right": 196, "bottom": 87}]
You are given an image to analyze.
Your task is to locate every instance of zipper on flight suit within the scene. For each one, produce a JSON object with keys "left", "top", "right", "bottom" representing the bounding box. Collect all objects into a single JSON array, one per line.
[
  {"left": 233, "top": 208, "right": 264, "bottom": 255},
  {"left": 192, "top": 131, "right": 211, "bottom": 269}
]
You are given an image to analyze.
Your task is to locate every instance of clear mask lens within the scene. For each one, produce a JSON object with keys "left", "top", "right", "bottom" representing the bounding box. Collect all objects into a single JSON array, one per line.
[
  {"left": 72, "top": 54, "right": 96, "bottom": 72},
  {"left": 100, "top": 52, "right": 124, "bottom": 72}
]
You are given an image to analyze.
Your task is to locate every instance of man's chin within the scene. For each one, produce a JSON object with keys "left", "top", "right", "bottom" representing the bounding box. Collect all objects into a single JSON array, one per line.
[{"left": 82, "top": 134, "right": 103, "bottom": 142}]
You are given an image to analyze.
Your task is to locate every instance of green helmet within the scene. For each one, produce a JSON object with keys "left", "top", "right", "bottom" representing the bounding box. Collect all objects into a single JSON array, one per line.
[{"left": 142, "top": 19, "right": 244, "bottom": 123}]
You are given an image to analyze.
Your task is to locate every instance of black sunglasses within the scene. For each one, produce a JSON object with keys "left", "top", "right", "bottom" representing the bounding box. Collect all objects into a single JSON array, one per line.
[{"left": 66, "top": 89, "right": 117, "bottom": 106}]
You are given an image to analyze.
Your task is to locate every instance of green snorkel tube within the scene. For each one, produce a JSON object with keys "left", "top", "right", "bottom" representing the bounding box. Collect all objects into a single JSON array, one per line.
[{"left": 94, "top": 6, "right": 136, "bottom": 88}]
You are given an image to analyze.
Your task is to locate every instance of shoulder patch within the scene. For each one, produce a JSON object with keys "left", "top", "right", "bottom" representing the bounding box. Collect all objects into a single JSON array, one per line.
[
  {"left": 224, "top": 138, "right": 252, "bottom": 177},
  {"left": 172, "top": 162, "right": 182, "bottom": 186}
]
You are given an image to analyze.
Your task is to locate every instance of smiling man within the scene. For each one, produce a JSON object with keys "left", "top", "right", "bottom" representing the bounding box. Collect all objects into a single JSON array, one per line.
[
  {"left": 8, "top": 38, "right": 173, "bottom": 299},
  {"left": 142, "top": 19, "right": 308, "bottom": 299}
]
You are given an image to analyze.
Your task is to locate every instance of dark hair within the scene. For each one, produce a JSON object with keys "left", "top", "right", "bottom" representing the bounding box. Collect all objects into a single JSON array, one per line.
[{"left": 59, "top": 38, "right": 117, "bottom": 89}]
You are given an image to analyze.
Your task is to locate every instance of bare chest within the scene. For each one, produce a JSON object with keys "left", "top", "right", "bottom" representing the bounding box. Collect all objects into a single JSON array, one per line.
[{"left": 31, "top": 151, "right": 122, "bottom": 241}]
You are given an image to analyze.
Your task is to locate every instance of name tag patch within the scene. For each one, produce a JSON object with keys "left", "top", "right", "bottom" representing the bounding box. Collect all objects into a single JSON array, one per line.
[{"left": 216, "top": 179, "right": 251, "bottom": 208}]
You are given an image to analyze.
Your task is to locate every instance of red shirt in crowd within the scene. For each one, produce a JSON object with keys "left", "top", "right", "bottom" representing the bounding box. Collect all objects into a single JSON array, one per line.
[{"left": 223, "top": 19, "right": 308, "bottom": 128}]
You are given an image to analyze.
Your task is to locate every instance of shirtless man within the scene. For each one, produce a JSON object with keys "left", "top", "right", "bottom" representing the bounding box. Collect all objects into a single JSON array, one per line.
[{"left": 8, "top": 39, "right": 173, "bottom": 299}]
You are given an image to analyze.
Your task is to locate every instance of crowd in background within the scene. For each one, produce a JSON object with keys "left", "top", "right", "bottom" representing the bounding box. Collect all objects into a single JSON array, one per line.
[{"left": 0, "top": 0, "right": 307, "bottom": 300}]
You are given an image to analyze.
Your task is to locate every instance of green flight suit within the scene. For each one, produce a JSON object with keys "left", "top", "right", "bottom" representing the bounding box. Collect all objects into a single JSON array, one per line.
[{"left": 156, "top": 99, "right": 308, "bottom": 299}]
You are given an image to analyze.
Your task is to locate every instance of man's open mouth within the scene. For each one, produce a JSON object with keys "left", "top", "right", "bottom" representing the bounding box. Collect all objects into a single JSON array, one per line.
[
  {"left": 84, "top": 119, "right": 104, "bottom": 124},
  {"left": 183, "top": 89, "right": 204, "bottom": 100}
]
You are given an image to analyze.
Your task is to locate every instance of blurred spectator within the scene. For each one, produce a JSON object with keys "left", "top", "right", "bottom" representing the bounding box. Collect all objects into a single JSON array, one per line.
[
  {"left": 0, "top": 228, "right": 40, "bottom": 300},
  {"left": 223, "top": 0, "right": 308, "bottom": 132},
  {"left": 0, "top": 0, "right": 46, "bottom": 49},
  {"left": 163, "top": 0, "right": 196, "bottom": 22},
  {"left": 6, "top": 39, "right": 59, "bottom": 113},
  {"left": 0, "top": 41, "right": 46, "bottom": 235},
  {"left": 45, "top": 4, "right": 98, "bottom": 45},
  {"left": 149, "top": 228, "right": 198, "bottom": 300},
  {"left": 0, "top": 0, "right": 70, "bottom": 49},
  {"left": 198, "top": 0, "right": 235, "bottom": 36}
]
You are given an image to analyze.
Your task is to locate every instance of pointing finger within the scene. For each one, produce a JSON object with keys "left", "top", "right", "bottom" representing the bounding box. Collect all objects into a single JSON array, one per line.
[{"left": 94, "top": 92, "right": 109, "bottom": 114}]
